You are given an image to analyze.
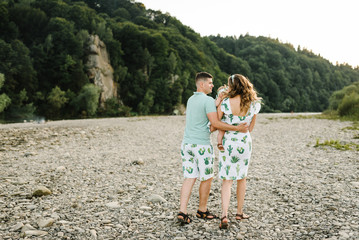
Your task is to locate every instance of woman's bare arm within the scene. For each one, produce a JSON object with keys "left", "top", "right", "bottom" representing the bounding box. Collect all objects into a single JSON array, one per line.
[{"left": 249, "top": 114, "right": 257, "bottom": 132}]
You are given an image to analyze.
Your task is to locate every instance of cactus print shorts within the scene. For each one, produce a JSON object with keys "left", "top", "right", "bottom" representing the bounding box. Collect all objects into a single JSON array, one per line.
[{"left": 181, "top": 143, "right": 215, "bottom": 181}]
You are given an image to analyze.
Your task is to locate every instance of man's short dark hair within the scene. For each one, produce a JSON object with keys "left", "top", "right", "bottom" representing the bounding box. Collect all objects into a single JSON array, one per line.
[{"left": 195, "top": 72, "right": 213, "bottom": 83}]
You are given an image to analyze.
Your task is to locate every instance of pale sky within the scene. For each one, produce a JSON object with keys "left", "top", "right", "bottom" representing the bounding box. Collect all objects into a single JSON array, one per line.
[{"left": 137, "top": 0, "right": 359, "bottom": 68}]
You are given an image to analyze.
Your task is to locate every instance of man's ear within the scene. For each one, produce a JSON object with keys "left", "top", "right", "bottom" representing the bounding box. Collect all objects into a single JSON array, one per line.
[{"left": 199, "top": 80, "right": 204, "bottom": 88}]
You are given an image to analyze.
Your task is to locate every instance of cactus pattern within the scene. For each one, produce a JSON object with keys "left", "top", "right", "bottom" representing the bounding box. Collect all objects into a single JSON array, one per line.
[
  {"left": 207, "top": 147, "right": 211, "bottom": 154},
  {"left": 186, "top": 167, "right": 193, "bottom": 174},
  {"left": 198, "top": 147, "right": 205, "bottom": 155},
  {"left": 211, "top": 157, "right": 214, "bottom": 164},
  {"left": 187, "top": 150, "right": 195, "bottom": 157},
  {"left": 217, "top": 97, "right": 260, "bottom": 181},
  {"left": 244, "top": 158, "right": 249, "bottom": 166},
  {"left": 227, "top": 145, "right": 233, "bottom": 156},
  {"left": 181, "top": 149, "right": 184, "bottom": 156},
  {"left": 231, "top": 156, "right": 240, "bottom": 163},
  {"left": 229, "top": 114, "right": 233, "bottom": 123},
  {"left": 191, "top": 144, "right": 197, "bottom": 148},
  {"left": 204, "top": 157, "right": 210, "bottom": 165},
  {"left": 237, "top": 147, "right": 244, "bottom": 154},
  {"left": 225, "top": 165, "right": 231, "bottom": 175},
  {"left": 205, "top": 167, "right": 213, "bottom": 175},
  {"left": 189, "top": 158, "right": 194, "bottom": 163}
]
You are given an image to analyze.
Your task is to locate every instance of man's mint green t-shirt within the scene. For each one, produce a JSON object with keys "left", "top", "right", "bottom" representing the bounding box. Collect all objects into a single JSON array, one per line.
[{"left": 183, "top": 92, "right": 217, "bottom": 145}]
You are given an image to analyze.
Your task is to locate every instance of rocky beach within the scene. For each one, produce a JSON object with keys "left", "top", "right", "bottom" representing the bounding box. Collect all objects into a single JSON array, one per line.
[{"left": 0, "top": 114, "right": 358, "bottom": 239}]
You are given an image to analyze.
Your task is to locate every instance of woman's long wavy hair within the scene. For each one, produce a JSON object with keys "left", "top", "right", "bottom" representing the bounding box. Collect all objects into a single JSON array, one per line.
[{"left": 226, "top": 74, "right": 261, "bottom": 113}]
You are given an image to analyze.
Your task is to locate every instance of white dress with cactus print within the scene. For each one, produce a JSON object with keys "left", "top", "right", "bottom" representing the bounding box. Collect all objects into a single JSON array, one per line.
[{"left": 218, "top": 98, "right": 261, "bottom": 180}]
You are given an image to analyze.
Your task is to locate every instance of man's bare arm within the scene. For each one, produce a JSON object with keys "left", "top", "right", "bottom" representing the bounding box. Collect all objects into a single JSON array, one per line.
[{"left": 207, "top": 112, "right": 248, "bottom": 133}]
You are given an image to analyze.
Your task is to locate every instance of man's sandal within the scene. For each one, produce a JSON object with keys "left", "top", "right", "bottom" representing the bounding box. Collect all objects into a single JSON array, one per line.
[
  {"left": 196, "top": 209, "right": 218, "bottom": 220},
  {"left": 219, "top": 216, "right": 229, "bottom": 229},
  {"left": 177, "top": 212, "right": 192, "bottom": 225},
  {"left": 235, "top": 213, "right": 250, "bottom": 220},
  {"left": 217, "top": 144, "right": 225, "bottom": 151}
]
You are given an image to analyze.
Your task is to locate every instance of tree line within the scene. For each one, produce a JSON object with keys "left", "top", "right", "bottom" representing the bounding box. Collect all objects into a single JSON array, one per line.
[{"left": 0, "top": 0, "right": 358, "bottom": 121}]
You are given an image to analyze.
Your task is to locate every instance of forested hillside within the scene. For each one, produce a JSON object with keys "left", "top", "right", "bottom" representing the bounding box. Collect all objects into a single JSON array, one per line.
[{"left": 0, "top": 0, "right": 358, "bottom": 121}]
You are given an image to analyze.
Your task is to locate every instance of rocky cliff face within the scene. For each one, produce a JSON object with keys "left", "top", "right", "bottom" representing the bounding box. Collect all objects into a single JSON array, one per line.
[{"left": 86, "top": 35, "right": 117, "bottom": 107}]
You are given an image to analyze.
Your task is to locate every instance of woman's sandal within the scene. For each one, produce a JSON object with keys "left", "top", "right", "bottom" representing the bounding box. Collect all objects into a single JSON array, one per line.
[
  {"left": 217, "top": 143, "right": 225, "bottom": 151},
  {"left": 196, "top": 209, "right": 218, "bottom": 220},
  {"left": 235, "top": 213, "right": 250, "bottom": 220},
  {"left": 177, "top": 212, "right": 192, "bottom": 225},
  {"left": 219, "top": 216, "right": 229, "bottom": 229}
]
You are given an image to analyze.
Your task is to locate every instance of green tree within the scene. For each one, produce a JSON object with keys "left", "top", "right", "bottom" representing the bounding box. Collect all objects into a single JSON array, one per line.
[
  {"left": 72, "top": 84, "right": 101, "bottom": 116},
  {"left": 0, "top": 73, "right": 11, "bottom": 113},
  {"left": 47, "top": 86, "right": 68, "bottom": 110}
]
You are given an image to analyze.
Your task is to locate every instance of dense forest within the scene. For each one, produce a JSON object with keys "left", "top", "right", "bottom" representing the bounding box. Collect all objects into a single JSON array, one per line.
[{"left": 0, "top": 0, "right": 358, "bottom": 121}]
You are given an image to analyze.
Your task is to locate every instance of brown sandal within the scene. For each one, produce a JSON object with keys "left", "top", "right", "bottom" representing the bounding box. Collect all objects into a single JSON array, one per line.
[
  {"left": 196, "top": 209, "right": 217, "bottom": 220},
  {"left": 177, "top": 212, "right": 192, "bottom": 225},
  {"left": 217, "top": 143, "right": 224, "bottom": 151},
  {"left": 235, "top": 213, "right": 250, "bottom": 220},
  {"left": 219, "top": 216, "right": 229, "bottom": 229}
]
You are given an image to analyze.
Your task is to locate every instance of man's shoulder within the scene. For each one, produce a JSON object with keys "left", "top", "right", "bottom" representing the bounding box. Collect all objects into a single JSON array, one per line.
[{"left": 204, "top": 95, "right": 215, "bottom": 101}]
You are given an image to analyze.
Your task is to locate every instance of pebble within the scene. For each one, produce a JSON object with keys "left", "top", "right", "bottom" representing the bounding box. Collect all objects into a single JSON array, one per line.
[
  {"left": 0, "top": 115, "right": 358, "bottom": 240},
  {"left": 37, "top": 218, "right": 55, "bottom": 228},
  {"left": 32, "top": 186, "right": 52, "bottom": 197},
  {"left": 90, "top": 229, "right": 97, "bottom": 239},
  {"left": 21, "top": 224, "right": 35, "bottom": 232},
  {"left": 105, "top": 202, "right": 121, "bottom": 208},
  {"left": 10, "top": 222, "right": 23, "bottom": 232},
  {"left": 148, "top": 194, "right": 167, "bottom": 203},
  {"left": 24, "top": 230, "right": 48, "bottom": 236}
]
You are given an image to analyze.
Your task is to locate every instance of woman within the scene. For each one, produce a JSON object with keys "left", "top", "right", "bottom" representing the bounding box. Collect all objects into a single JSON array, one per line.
[{"left": 217, "top": 74, "right": 261, "bottom": 229}]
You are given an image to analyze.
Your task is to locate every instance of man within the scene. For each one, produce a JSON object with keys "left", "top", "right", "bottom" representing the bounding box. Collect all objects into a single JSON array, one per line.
[{"left": 178, "top": 72, "right": 248, "bottom": 224}]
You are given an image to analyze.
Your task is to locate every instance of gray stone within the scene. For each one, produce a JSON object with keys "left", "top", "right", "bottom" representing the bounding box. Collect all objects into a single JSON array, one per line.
[
  {"left": 37, "top": 218, "right": 55, "bottom": 228},
  {"left": 56, "top": 166, "right": 66, "bottom": 172},
  {"left": 106, "top": 201, "right": 120, "bottom": 208},
  {"left": 10, "top": 222, "right": 23, "bottom": 232},
  {"left": 90, "top": 229, "right": 97, "bottom": 239},
  {"left": 24, "top": 230, "right": 48, "bottom": 236},
  {"left": 148, "top": 194, "right": 167, "bottom": 203},
  {"left": 32, "top": 186, "right": 52, "bottom": 197},
  {"left": 21, "top": 224, "right": 36, "bottom": 232}
]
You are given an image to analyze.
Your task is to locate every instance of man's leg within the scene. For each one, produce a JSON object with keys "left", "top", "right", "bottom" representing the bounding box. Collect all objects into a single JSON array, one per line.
[
  {"left": 198, "top": 177, "right": 213, "bottom": 213},
  {"left": 179, "top": 177, "right": 196, "bottom": 215}
]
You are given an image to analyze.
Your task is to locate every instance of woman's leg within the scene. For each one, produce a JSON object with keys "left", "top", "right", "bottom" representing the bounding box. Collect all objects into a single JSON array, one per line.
[
  {"left": 221, "top": 180, "right": 233, "bottom": 218},
  {"left": 217, "top": 130, "right": 225, "bottom": 151},
  {"left": 236, "top": 178, "right": 248, "bottom": 217}
]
